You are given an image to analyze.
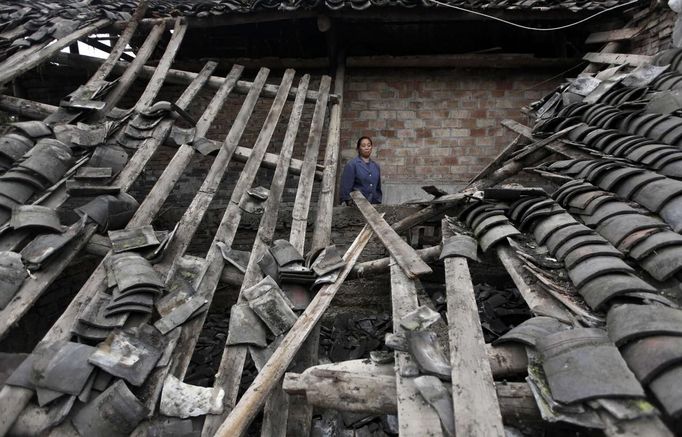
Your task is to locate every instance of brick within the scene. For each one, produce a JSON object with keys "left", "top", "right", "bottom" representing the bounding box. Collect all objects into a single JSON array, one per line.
[
  {"left": 396, "top": 110, "right": 416, "bottom": 120},
  {"left": 378, "top": 110, "right": 397, "bottom": 120},
  {"left": 396, "top": 129, "right": 416, "bottom": 138}
]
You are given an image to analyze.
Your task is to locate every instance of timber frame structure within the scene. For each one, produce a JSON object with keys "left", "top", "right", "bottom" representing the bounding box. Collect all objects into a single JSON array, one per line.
[{"left": 0, "top": 0, "right": 681, "bottom": 436}]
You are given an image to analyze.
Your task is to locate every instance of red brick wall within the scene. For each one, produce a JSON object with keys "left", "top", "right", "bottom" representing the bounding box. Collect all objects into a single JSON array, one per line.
[{"left": 340, "top": 68, "right": 563, "bottom": 183}]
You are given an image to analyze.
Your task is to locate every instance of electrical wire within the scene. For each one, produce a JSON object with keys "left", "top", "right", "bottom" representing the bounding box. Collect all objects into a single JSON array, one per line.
[{"left": 426, "top": 0, "right": 641, "bottom": 31}]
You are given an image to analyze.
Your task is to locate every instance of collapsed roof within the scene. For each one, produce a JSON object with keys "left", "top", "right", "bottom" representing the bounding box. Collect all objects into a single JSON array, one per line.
[{"left": 0, "top": 0, "right": 680, "bottom": 436}]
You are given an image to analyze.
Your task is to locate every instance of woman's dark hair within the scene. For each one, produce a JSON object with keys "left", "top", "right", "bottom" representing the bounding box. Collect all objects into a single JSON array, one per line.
[{"left": 356, "top": 136, "right": 373, "bottom": 150}]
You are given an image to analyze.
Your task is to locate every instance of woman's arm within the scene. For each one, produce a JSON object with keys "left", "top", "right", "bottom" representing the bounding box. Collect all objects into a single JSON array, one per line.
[
  {"left": 375, "top": 164, "right": 383, "bottom": 203},
  {"left": 339, "top": 161, "right": 355, "bottom": 204}
]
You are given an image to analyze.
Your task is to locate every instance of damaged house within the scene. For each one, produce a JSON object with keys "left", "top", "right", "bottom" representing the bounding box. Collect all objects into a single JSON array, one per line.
[{"left": 0, "top": 0, "right": 680, "bottom": 435}]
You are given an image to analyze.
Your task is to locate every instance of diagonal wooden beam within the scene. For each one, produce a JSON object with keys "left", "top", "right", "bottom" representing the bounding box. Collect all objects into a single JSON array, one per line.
[
  {"left": 98, "top": 22, "right": 167, "bottom": 117},
  {"left": 351, "top": 191, "right": 432, "bottom": 278}
]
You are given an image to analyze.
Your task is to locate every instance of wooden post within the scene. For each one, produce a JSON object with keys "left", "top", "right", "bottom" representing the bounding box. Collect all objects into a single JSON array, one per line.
[
  {"left": 441, "top": 220, "right": 504, "bottom": 436},
  {"left": 310, "top": 57, "right": 345, "bottom": 253}
]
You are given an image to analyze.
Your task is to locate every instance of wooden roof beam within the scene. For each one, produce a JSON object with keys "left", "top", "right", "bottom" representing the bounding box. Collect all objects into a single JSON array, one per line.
[{"left": 51, "top": 52, "right": 339, "bottom": 104}]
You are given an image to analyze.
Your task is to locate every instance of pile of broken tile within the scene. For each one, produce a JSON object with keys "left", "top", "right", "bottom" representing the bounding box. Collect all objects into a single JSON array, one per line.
[
  {"left": 450, "top": 194, "right": 681, "bottom": 429},
  {"left": 221, "top": 240, "right": 347, "bottom": 371},
  {"left": 0, "top": 1, "right": 135, "bottom": 63},
  {"left": 443, "top": 45, "right": 682, "bottom": 430},
  {"left": 0, "top": 88, "right": 202, "bottom": 309},
  {"left": 1, "top": 236, "right": 353, "bottom": 434}
]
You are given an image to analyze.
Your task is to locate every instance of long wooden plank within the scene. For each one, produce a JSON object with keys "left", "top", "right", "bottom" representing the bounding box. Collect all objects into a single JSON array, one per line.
[
  {"left": 0, "top": 64, "right": 221, "bottom": 436},
  {"left": 0, "top": 19, "right": 110, "bottom": 86},
  {"left": 389, "top": 259, "right": 443, "bottom": 437},
  {"left": 261, "top": 74, "right": 330, "bottom": 437},
  {"left": 98, "top": 22, "right": 167, "bottom": 116},
  {"left": 202, "top": 73, "right": 310, "bottom": 437},
  {"left": 0, "top": 225, "right": 97, "bottom": 342},
  {"left": 582, "top": 52, "right": 652, "bottom": 67},
  {"left": 134, "top": 18, "right": 187, "bottom": 111},
  {"left": 310, "top": 60, "right": 345, "bottom": 253},
  {"left": 442, "top": 220, "right": 504, "bottom": 436},
  {"left": 85, "top": 0, "right": 148, "bottom": 86},
  {"left": 214, "top": 224, "right": 375, "bottom": 437},
  {"left": 288, "top": 76, "right": 331, "bottom": 252},
  {"left": 586, "top": 27, "right": 641, "bottom": 44},
  {"left": 351, "top": 191, "right": 432, "bottom": 278}
]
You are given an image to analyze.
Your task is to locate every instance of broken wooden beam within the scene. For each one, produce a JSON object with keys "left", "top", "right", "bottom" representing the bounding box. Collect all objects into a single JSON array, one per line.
[
  {"left": 442, "top": 220, "right": 504, "bottom": 436},
  {"left": 0, "top": 95, "right": 57, "bottom": 119},
  {"left": 351, "top": 244, "right": 442, "bottom": 278},
  {"left": 352, "top": 191, "right": 433, "bottom": 278},
  {"left": 281, "top": 366, "right": 542, "bottom": 428},
  {"left": 213, "top": 224, "right": 375, "bottom": 437},
  {"left": 98, "top": 22, "right": 167, "bottom": 117},
  {"left": 166, "top": 54, "right": 581, "bottom": 70}
]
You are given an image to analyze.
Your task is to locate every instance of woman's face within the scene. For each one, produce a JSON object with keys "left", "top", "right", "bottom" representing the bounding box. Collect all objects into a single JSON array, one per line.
[{"left": 358, "top": 138, "right": 373, "bottom": 159}]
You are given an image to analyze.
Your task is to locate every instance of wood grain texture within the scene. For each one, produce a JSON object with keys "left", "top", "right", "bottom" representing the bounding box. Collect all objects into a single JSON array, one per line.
[
  {"left": 389, "top": 259, "right": 443, "bottom": 437},
  {"left": 442, "top": 220, "right": 504, "bottom": 437}
]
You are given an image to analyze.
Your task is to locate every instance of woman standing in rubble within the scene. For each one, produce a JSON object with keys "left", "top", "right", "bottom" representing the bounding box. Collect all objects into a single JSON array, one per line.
[{"left": 339, "top": 136, "right": 382, "bottom": 205}]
